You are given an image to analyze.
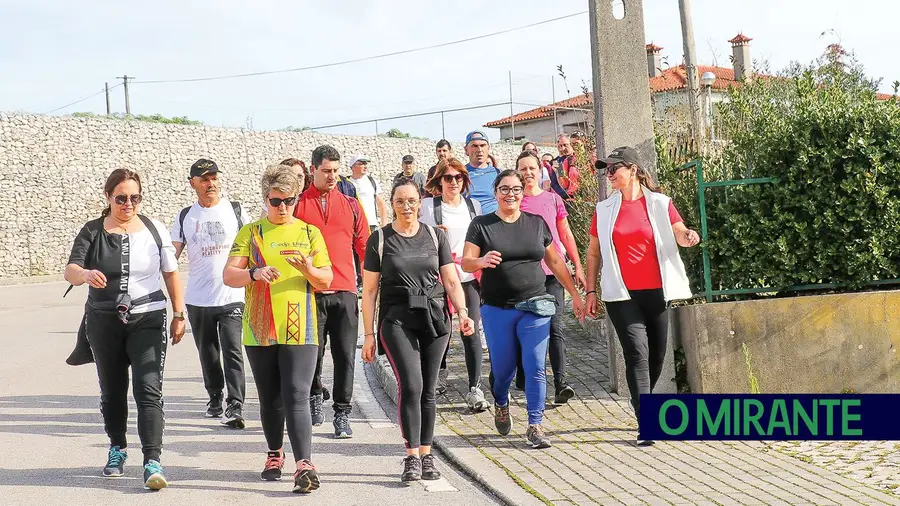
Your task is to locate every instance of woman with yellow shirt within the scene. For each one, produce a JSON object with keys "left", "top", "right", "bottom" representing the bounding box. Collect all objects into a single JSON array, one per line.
[{"left": 224, "top": 164, "right": 332, "bottom": 494}]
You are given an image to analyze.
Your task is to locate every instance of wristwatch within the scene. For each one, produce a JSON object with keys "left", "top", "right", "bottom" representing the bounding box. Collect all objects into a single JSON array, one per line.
[
  {"left": 248, "top": 266, "right": 259, "bottom": 281},
  {"left": 172, "top": 311, "right": 185, "bottom": 319}
]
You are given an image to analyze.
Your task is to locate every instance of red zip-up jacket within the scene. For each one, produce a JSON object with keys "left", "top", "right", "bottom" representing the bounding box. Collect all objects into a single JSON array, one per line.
[{"left": 294, "top": 185, "right": 369, "bottom": 293}]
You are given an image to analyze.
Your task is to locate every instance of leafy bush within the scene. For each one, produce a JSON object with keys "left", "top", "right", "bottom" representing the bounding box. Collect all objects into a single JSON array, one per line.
[{"left": 660, "top": 46, "right": 900, "bottom": 297}]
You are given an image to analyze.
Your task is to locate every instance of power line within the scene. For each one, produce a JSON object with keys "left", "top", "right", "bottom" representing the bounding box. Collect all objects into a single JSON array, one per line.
[
  {"left": 134, "top": 11, "right": 588, "bottom": 85},
  {"left": 43, "top": 83, "right": 121, "bottom": 114},
  {"left": 310, "top": 102, "right": 512, "bottom": 130}
]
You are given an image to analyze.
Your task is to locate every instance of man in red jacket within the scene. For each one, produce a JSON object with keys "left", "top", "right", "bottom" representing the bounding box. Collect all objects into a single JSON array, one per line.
[{"left": 294, "top": 145, "right": 369, "bottom": 439}]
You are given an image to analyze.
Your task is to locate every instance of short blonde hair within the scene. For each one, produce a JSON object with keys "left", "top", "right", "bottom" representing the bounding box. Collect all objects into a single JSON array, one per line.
[{"left": 260, "top": 164, "right": 300, "bottom": 200}]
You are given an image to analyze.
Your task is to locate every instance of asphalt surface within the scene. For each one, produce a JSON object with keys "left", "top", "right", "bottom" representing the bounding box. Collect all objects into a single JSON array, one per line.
[{"left": 0, "top": 281, "right": 501, "bottom": 505}]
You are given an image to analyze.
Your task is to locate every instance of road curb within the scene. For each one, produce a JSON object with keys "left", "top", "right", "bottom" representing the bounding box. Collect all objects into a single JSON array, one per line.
[{"left": 369, "top": 355, "right": 536, "bottom": 506}]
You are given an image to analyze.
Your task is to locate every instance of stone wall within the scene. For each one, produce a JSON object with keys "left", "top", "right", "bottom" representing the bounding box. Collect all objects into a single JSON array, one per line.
[{"left": 0, "top": 113, "right": 544, "bottom": 279}]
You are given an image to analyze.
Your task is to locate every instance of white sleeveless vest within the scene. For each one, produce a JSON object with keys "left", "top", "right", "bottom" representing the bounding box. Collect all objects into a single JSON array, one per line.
[{"left": 595, "top": 188, "right": 693, "bottom": 302}]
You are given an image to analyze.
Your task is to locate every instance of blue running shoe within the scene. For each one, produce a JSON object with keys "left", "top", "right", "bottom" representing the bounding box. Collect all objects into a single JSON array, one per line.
[
  {"left": 143, "top": 460, "right": 168, "bottom": 490},
  {"left": 102, "top": 446, "right": 127, "bottom": 477}
]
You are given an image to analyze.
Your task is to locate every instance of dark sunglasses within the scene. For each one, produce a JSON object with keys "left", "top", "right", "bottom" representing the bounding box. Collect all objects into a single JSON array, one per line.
[
  {"left": 268, "top": 196, "right": 297, "bottom": 207},
  {"left": 606, "top": 162, "right": 629, "bottom": 176},
  {"left": 441, "top": 174, "right": 464, "bottom": 183},
  {"left": 114, "top": 194, "right": 142, "bottom": 206}
]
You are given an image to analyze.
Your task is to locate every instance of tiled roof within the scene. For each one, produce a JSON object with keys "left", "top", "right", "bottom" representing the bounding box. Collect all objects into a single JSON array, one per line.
[
  {"left": 484, "top": 65, "right": 742, "bottom": 128},
  {"left": 483, "top": 93, "right": 593, "bottom": 128},
  {"left": 729, "top": 33, "right": 752, "bottom": 44},
  {"left": 649, "top": 65, "right": 740, "bottom": 93}
]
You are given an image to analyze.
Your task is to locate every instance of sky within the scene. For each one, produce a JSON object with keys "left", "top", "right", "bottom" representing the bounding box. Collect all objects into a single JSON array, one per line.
[{"left": 2, "top": 0, "right": 898, "bottom": 143}]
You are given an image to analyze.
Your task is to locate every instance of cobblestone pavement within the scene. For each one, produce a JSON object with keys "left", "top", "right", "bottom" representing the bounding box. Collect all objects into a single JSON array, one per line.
[
  {"left": 420, "top": 308, "right": 900, "bottom": 505},
  {"left": 767, "top": 441, "right": 900, "bottom": 497}
]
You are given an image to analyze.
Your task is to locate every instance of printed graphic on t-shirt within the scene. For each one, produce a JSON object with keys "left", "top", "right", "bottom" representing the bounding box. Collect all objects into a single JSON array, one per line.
[
  {"left": 230, "top": 219, "right": 331, "bottom": 346},
  {"left": 190, "top": 220, "right": 229, "bottom": 257}
]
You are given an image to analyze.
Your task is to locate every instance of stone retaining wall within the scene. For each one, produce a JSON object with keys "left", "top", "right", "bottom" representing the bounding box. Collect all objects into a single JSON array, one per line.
[{"left": 0, "top": 113, "right": 543, "bottom": 278}]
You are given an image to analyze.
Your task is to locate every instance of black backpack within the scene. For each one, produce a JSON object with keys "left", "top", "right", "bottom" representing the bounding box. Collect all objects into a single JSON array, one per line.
[
  {"left": 432, "top": 195, "right": 477, "bottom": 226},
  {"left": 178, "top": 201, "right": 243, "bottom": 242}
]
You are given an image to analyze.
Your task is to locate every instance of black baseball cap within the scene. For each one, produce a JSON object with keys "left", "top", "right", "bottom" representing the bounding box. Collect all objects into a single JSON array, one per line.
[
  {"left": 595, "top": 146, "right": 642, "bottom": 170},
  {"left": 402, "top": 155, "right": 415, "bottom": 163},
  {"left": 189, "top": 158, "right": 220, "bottom": 178}
]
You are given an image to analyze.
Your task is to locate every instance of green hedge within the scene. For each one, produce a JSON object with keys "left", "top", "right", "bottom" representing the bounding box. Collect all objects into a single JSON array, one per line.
[{"left": 659, "top": 47, "right": 900, "bottom": 297}]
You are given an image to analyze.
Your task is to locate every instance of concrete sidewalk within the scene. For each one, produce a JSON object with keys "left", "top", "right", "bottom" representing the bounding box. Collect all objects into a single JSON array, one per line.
[
  {"left": 0, "top": 281, "right": 500, "bottom": 505},
  {"left": 372, "top": 305, "right": 900, "bottom": 506}
]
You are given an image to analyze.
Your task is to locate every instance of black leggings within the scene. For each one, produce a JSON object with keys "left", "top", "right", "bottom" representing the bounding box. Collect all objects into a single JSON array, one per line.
[
  {"left": 439, "top": 280, "right": 483, "bottom": 389},
  {"left": 604, "top": 288, "right": 669, "bottom": 421},
  {"left": 380, "top": 319, "right": 450, "bottom": 449},
  {"left": 86, "top": 309, "right": 167, "bottom": 464},
  {"left": 245, "top": 345, "right": 318, "bottom": 462}
]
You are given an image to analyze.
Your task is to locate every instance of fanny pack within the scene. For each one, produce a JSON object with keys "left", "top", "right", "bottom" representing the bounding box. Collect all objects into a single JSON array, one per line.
[{"left": 514, "top": 294, "right": 558, "bottom": 317}]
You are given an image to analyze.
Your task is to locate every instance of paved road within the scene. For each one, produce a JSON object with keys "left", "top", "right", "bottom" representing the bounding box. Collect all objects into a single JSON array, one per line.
[{"left": 0, "top": 281, "right": 500, "bottom": 505}]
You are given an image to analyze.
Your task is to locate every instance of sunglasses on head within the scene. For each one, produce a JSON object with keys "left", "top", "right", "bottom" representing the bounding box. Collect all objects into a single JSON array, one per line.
[
  {"left": 268, "top": 196, "right": 297, "bottom": 207},
  {"left": 441, "top": 174, "right": 464, "bottom": 183},
  {"left": 114, "top": 194, "right": 142, "bottom": 206}
]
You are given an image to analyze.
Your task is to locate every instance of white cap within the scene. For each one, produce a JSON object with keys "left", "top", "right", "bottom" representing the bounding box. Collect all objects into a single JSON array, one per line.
[{"left": 348, "top": 155, "right": 371, "bottom": 167}]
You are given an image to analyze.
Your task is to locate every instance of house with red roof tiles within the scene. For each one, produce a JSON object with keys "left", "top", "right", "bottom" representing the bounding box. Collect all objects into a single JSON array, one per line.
[{"left": 484, "top": 34, "right": 758, "bottom": 143}]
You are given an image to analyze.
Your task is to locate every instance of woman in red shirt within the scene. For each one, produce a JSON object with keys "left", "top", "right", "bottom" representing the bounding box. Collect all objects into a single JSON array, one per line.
[{"left": 583, "top": 147, "right": 700, "bottom": 446}]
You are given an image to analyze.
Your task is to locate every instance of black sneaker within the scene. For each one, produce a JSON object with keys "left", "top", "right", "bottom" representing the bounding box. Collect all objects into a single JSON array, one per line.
[
  {"left": 293, "top": 460, "right": 320, "bottom": 493},
  {"left": 494, "top": 402, "right": 511, "bottom": 436},
  {"left": 222, "top": 401, "right": 245, "bottom": 429},
  {"left": 333, "top": 410, "right": 353, "bottom": 439},
  {"left": 401, "top": 455, "right": 421, "bottom": 483},
  {"left": 554, "top": 383, "right": 575, "bottom": 404},
  {"left": 637, "top": 439, "right": 655, "bottom": 447},
  {"left": 310, "top": 394, "right": 324, "bottom": 427},
  {"left": 260, "top": 450, "right": 284, "bottom": 481},
  {"left": 205, "top": 394, "right": 224, "bottom": 418},
  {"left": 420, "top": 454, "right": 441, "bottom": 480},
  {"left": 102, "top": 445, "right": 127, "bottom": 477},
  {"left": 526, "top": 424, "right": 552, "bottom": 449}
]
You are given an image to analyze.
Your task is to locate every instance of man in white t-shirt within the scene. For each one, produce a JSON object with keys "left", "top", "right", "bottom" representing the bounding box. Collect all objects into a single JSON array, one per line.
[
  {"left": 347, "top": 155, "right": 387, "bottom": 291},
  {"left": 172, "top": 158, "right": 251, "bottom": 429}
]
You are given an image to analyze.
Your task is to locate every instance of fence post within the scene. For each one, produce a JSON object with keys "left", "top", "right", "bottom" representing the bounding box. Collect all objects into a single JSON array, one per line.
[{"left": 696, "top": 160, "right": 713, "bottom": 302}]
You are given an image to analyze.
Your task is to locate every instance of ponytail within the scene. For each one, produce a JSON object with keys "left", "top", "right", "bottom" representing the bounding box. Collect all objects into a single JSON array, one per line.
[
  {"left": 634, "top": 165, "right": 660, "bottom": 193},
  {"left": 101, "top": 206, "right": 111, "bottom": 217}
]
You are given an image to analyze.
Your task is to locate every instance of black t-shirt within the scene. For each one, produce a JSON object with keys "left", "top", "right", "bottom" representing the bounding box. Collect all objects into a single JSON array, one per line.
[
  {"left": 364, "top": 224, "right": 453, "bottom": 322},
  {"left": 465, "top": 211, "right": 552, "bottom": 307}
]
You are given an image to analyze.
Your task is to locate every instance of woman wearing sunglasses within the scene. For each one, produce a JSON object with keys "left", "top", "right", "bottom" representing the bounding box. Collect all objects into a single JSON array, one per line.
[
  {"left": 64, "top": 168, "right": 184, "bottom": 490},
  {"left": 419, "top": 158, "right": 488, "bottom": 412},
  {"left": 585, "top": 147, "right": 699, "bottom": 446},
  {"left": 224, "top": 164, "right": 333, "bottom": 493},
  {"left": 462, "top": 170, "right": 584, "bottom": 449}
]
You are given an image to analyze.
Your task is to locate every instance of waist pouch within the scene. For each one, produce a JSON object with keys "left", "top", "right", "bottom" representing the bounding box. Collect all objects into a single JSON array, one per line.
[{"left": 514, "top": 293, "right": 558, "bottom": 317}]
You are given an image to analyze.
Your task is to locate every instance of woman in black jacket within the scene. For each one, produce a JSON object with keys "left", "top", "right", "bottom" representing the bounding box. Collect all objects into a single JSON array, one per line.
[
  {"left": 64, "top": 168, "right": 185, "bottom": 490},
  {"left": 361, "top": 178, "right": 473, "bottom": 483}
]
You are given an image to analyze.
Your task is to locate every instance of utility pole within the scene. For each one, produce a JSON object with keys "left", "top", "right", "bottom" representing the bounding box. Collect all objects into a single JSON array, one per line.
[
  {"left": 508, "top": 70, "right": 515, "bottom": 141},
  {"left": 116, "top": 75, "right": 133, "bottom": 116},
  {"left": 440, "top": 111, "right": 445, "bottom": 139},
  {"left": 105, "top": 82, "right": 111, "bottom": 115},
  {"left": 678, "top": 0, "right": 704, "bottom": 144},
  {"left": 551, "top": 76, "right": 559, "bottom": 138}
]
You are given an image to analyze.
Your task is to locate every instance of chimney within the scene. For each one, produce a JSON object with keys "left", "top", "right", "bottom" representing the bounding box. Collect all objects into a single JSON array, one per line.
[
  {"left": 729, "top": 33, "right": 753, "bottom": 80},
  {"left": 646, "top": 43, "right": 663, "bottom": 78}
]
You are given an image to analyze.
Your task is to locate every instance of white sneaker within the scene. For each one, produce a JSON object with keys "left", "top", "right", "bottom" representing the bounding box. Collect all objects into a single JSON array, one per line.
[{"left": 465, "top": 386, "right": 489, "bottom": 412}]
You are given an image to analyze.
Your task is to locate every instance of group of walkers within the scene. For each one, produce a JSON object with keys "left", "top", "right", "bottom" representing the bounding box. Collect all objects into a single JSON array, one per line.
[{"left": 64, "top": 128, "right": 700, "bottom": 493}]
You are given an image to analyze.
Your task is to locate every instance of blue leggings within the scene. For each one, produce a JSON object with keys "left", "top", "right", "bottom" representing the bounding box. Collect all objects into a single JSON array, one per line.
[{"left": 481, "top": 305, "right": 551, "bottom": 425}]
